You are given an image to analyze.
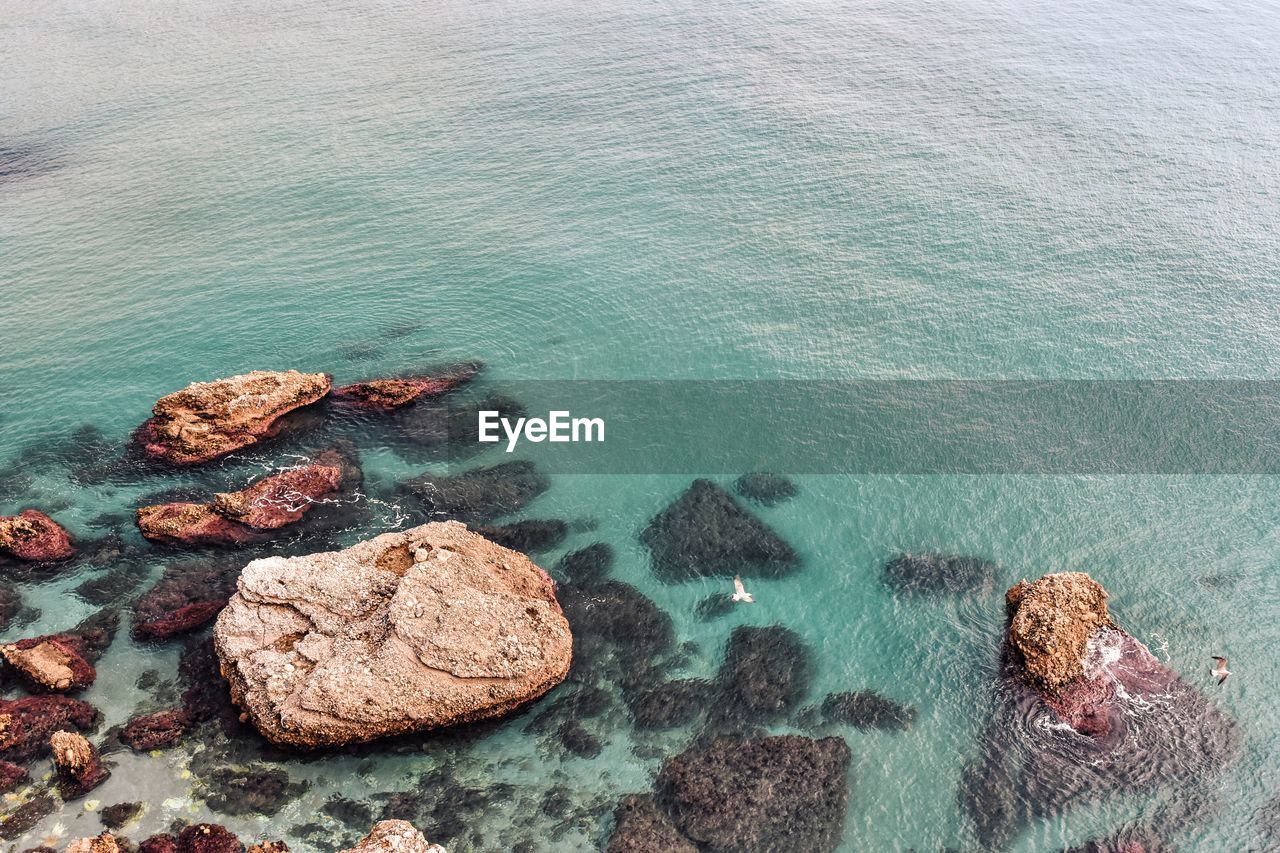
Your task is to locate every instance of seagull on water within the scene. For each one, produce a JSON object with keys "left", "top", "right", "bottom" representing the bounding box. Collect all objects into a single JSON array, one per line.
[
  {"left": 1210, "top": 656, "right": 1232, "bottom": 685},
  {"left": 732, "top": 575, "right": 754, "bottom": 604}
]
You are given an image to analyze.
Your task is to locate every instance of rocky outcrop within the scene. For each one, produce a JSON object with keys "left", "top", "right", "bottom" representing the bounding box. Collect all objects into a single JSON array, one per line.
[
  {"left": 0, "top": 510, "right": 75, "bottom": 561},
  {"left": 0, "top": 695, "right": 99, "bottom": 761},
  {"left": 961, "top": 572, "right": 1241, "bottom": 848},
  {"left": 332, "top": 362, "right": 481, "bottom": 410},
  {"left": 1005, "top": 571, "right": 1113, "bottom": 696},
  {"left": 642, "top": 479, "right": 799, "bottom": 582},
  {"left": 122, "top": 707, "right": 195, "bottom": 750},
  {"left": 136, "top": 370, "right": 331, "bottom": 465},
  {"left": 338, "top": 820, "right": 446, "bottom": 853},
  {"left": 0, "top": 634, "right": 96, "bottom": 691},
  {"left": 136, "top": 450, "right": 352, "bottom": 546},
  {"left": 655, "top": 735, "right": 851, "bottom": 852},
  {"left": 174, "top": 824, "right": 244, "bottom": 853},
  {"left": 51, "top": 730, "right": 109, "bottom": 798},
  {"left": 214, "top": 521, "right": 572, "bottom": 747},
  {"left": 131, "top": 558, "right": 242, "bottom": 640}
]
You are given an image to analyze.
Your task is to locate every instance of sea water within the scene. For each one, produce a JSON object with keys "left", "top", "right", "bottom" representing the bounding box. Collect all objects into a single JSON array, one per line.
[{"left": 2, "top": 0, "right": 1278, "bottom": 849}]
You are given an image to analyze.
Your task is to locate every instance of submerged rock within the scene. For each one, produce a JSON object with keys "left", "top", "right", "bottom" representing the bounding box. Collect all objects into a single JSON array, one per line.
[
  {"left": 607, "top": 794, "right": 697, "bottom": 853},
  {"left": 214, "top": 521, "right": 572, "bottom": 747},
  {"left": 398, "top": 461, "right": 548, "bottom": 524},
  {"left": 0, "top": 793, "right": 55, "bottom": 840},
  {"left": 961, "top": 572, "right": 1241, "bottom": 848},
  {"left": 559, "top": 580, "right": 674, "bottom": 667},
  {"left": 0, "top": 510, "right": 75, "bottom": 561},
  {"left": 0, "top": 633, "right": 96, "bottom": 691},
  {"left": 99, "top": 801, "right": 144, "bottom": 829},
  {"left": 625, "top": 678, "right": 713, "bottom": 731},
  {"left": 732, "top": 472, "right": 798, "bottom": 506},
  {"left": 641, "top": 479, "right": 799, "bottom": 582},
  {"left": 554, "top": 543, "right": 614, "bottom": 583},
  {"left": 0, "top": 760, "right": 28, "bottom": 793},
  {"left": 332, "top": 362, "right": 481, "bottom": 410},
  {"left": 174, "top": 824, "right": 244, "bottom": 853},
  {"left": 202, "top": 765, "right": 309, "bottom": 816},
  {"left": 131, "top": 558, "right": 242, "bottom": 641},
  {"left": 474, "top": 519, "right": 568, "bottom": 554},
  {"left": 656, "top": 735, "right": 851, "bottom": 852},
  {"left": 397, "top": 393, "right": 525, "bottom": 451},
  {"left": 339, "top": 820, "right": 445, "bottom": 853},
  {"left": 136, "top": 449, "right": 352, "bottom": 546},
  {"left": 0, "top": 695, "right": 99, "bottom": 762},
  {"left": 51, "top": 730, "right": 109, "bottom": 799},
  {"left": 881, "top": 552, "right": 1000, "bottom": 596},
  {"left": 715, "top": 626, "right": 812, "bottom": 724},
  {"left": 121, "top": 707, "right": 195, "bottom": 751},
  {"left": 819, "top": 691, "right": 916, "bottom": 731},
  {"left": 135, "top": 370, "right": 332, "bottom": 465}
]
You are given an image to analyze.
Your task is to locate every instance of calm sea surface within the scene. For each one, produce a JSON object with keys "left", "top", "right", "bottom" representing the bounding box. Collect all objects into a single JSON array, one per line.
[{"left": 2, "top": 0, "right": 1279, "bottom": 850}]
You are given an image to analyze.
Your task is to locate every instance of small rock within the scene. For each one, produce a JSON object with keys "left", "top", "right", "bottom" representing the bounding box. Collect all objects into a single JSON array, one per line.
[
  {"left": 51, "top": 730, "right": 110, "bottom": 799},
  {"left": 0, "top": 634, "right": 96, "bottom": 691},
  {"left": 0, "top": 510, "right": 75, "bottom": 561},
  {"left": 339, "top": 820, "right": 446, "bottom": 853}
]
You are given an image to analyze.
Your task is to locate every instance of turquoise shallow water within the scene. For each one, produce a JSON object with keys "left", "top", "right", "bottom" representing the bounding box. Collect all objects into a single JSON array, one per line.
[{"left": 2, "top": 0, "right": 1280, "bottom": 850}]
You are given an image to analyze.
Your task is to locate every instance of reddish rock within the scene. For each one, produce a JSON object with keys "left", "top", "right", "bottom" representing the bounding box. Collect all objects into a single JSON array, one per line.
[
  {"left": 247, "top": 844, "right": 290, "bottom": 853},
  {"left": 66, "top": 834, "right": 122, "bottom": 853},
  {"left": 50, "top": 730, "right": 109, "bottom": 799},
  {"left": 122, "top": 707, "right": 195, "bottom": 750},
  {"left": 175, "top": 823, "right": 245, "bottom": 853},
  {"left": 0, "top": 759, "right": 28, "bottom": 792},
  {"left": 136, "top": 450, "right": 348, "bottom": 547},
  {"left": 139, "top": 836, "right": 179, "bottom": 853},
  {"left": 0, "top": 634, "right": 96, "bottom": 691},
  {"left": 332, "top": 362, "right": 481, "bottom": 410},
  {"left": 0, "top": 695, "right": 99, "bottom": 762},
  {"left": 136, "top": 370, "right": 332, "bottom": 465},
  {"left": 131, "top": 559, "right": 241, "bottom": 641},
  {"left": 0, "top": 510, "right": 74, "bottom": 561}
]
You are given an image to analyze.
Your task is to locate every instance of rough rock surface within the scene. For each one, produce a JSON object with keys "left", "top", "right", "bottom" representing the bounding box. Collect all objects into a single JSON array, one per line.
[
  {"left": 338, "top": 820, "right": 445, "bottom": 853},
  {"left": 0, "top": 759, "right": 27, "bottom": 792},
  {"left": 247, "top": 843, "right": 290, "bottom": 853},
  {"left": 66, "top": 833, "right": 121, "bottom": 853},
  {"left": 122, "top": 707, "right": 195, "bottom": 751},
  {"left": 332, "top": 362, "right": 480, "bottom": 410},
  {"left": 607, "top": 794, "right": 697, "bottom": 853},
  {"left": 131, "top": 558, "right": 242, "bottom": 641},
  {"left": 136, "top": 370, "right": 331, "bottom": 465},
  {"left": 0, "top": 695, "right": 99, "bottom": 761},
  {"left": 214, "top": 521, "right": 572, "bottom": 747},
  {"left": 656, "top": 735, "right": 851, "bottom": 853},
  {"left": 136, "top": 450, "right": 349, "bottom": 546},
  {"left": 50, "top": 730, "right": 109, "bottom": 798},
  {"left": 0, "top": 510, "right": 75, "bottom": 561},
  {"left": 0, "top": 634, "right": 96, "bottom": 691},
  {"left": 174, "top": 824, "right": 244, "bottom": 853},
  {"left": 641, "top": 479, "right": 799, "bottom": 582},
  {"left": 1005, "top": 571, "right": 1113, "bottom": 694},
  {"left": 961, "top": 572, "right": 1241, "bottom": 848}
]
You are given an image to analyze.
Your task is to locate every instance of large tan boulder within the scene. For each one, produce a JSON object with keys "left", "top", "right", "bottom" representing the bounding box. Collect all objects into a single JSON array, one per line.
[
  {"left": 1005, "top": 571, "right": 1113, "bottom": 694},
  {"left": 339, "top": 820, "right": 446, "bottom": 853},
  {"left": 214, "top": 521, "right": 572, "bottom": 747},
  {"left": 135, "top": 370, "right": 331, "bottom": 465}
]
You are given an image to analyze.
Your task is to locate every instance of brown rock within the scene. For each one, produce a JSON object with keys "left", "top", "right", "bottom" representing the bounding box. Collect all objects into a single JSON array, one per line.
[
  {"left": 0, "top": 759, "right": 27, "bottom": 792},
  {"left": 247, "top": 844, "right": 290, "bottom": 853},
  {"left": 135, "top": 370, "right": 331, "bottom": 465},
  {"left": 138, "top": 836, "right": 179, "bottom": 853},
  {"left": 0, "top": 510, "right": 75, "bottom": 561},
  {"left": 214, "top": 521, "right": 572, "bottom": 748},
  {"left": 136, "top": 450, "right": 348, "bottom": 546},
  {"left": 0, "top": 634, "right": 96, "bottom": 691},
  {"left": 50, "top": 730, "right": 109, "bottom": 798},
  {"left": 66, "top": 833, "right": 121, "bottom": 853},
  {"left": 332, "top": 362, "right": 481, "bottom": 410},
  {"left": 175, "top": 824, "right": 244, "bottom": 853},
  {"left": 338, "top": 820, "right": 445, "bottom": 853},
  {"left": 1005, "top": 571, "right": 1114, "bottom": 695}
]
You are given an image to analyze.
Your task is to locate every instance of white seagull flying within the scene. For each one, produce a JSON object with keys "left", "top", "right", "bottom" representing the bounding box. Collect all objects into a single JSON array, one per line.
[
  {"left": 1210, "top": 656, "right": 1232, "bottom": 685},
  {"left": 732, "top": 575, "right": 754, "bottom": 604}
]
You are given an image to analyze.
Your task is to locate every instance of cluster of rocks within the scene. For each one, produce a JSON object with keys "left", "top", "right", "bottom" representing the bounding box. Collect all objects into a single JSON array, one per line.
[{"left": 43, "top": 818, "right": 443, "bottom": 853}]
